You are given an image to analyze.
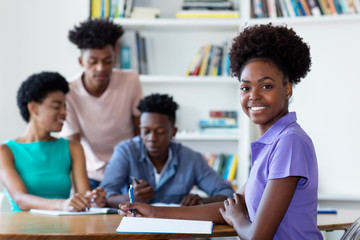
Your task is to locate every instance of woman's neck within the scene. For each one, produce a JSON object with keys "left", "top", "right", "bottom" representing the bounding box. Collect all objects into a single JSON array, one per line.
[{"left": 18, "top": 124, "right": 54, "bottom": 143}]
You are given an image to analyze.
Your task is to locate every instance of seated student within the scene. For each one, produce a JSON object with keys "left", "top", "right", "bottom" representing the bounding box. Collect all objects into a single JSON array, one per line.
[
  {"left": 119, "top": 24, "right": 323, "bottom": 239},
  {"left": 101, "top": 93, "right": 234, "bottom": 207},
  {"left": 0, "top": 72, "right": 106, "bottom": 212}
]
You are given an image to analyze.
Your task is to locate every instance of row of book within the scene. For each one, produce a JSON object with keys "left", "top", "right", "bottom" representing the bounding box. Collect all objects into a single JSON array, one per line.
[
  {"left": 185, "top": 43, "right": 230, "bottom": 76},
  {"left": 251, "top": 0, "right": 360, "bottom": 18},
  {"left": 116, "top": 32, "right": 148, "bottom": 74},
  {"left": 177, "top": 0, "right": 240, "bottom": 18},
  {"left": 91, "top": 0, "right": 160, "bottom": 19},
  {"left": 198, "top": 110, "right": 238, "bottom": 129},
  {"left": 204, "top": 153, "right": 238, "bottom": 183}
]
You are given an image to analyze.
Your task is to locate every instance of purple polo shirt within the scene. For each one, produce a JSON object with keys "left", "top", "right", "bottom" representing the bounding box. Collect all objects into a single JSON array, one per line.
[{"left": 245, "top": 112, "right": 323, "bottom": 239}]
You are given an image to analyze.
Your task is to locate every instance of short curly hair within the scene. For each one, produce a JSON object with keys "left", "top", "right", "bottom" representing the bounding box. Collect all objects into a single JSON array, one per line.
[
  {"left": 68, "top": 18, "right": 124, "bottom": 49},
  {"left": 17, "top": 72, "right": 69, "bottom": 122},
  {"left": 230, "top": 24, "right": 311, "bottom": 85},
  {"left": 137, "top": 94, "right": 179, "bottom": 125}
]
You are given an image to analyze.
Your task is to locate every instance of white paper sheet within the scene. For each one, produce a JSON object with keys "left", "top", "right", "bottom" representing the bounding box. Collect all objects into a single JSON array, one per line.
[
  {"left": 29, "top": 207, "right": 118, "bottom": 216},
  {"left": 116, "top": 217, "right": 213, "bottom": 234}
]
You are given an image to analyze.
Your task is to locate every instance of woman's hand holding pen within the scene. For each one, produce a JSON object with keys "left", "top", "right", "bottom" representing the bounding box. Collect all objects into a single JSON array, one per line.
[
  {"left": 132, "top": 179, "right": 154, "bottom": 202},
  {"left": 86, "top": 186, "right": 106, "bottom": 207},
  {"left": 61, "top": 193, "right": 91, "bottom": 212},
  {"left": 119, "top": 201, "right": 155, "bottom": 218}
]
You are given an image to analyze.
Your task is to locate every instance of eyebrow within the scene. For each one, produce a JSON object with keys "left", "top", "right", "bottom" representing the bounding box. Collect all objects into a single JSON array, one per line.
[
  {"left": 89, "top": 55, "right": 113, "bottom": 60},
  {"left": 240, "top": 76, "right": 275, "bottom": 83},
  {"left": 51, "top": 100, "right": 63, "bottom": 104}
]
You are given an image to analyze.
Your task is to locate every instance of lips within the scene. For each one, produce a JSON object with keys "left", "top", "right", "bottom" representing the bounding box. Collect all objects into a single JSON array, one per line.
[{"left": 95, "top": 74, "right": 108, "bottom": 80}]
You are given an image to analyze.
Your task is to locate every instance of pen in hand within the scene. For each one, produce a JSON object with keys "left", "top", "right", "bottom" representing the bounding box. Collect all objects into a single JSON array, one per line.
[
  {"left": 128, "top": 184, "right": 135, "bottom": 217},
  {"left": 131, "top": 176, "right": 140, "bottom": 184}
]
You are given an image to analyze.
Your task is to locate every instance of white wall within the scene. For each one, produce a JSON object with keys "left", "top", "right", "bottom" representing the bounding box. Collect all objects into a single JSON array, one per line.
[
  {"left": 285, "top": 20, "right": 360, "bottom": 196},
  {"left": 0, "top": 0, "right": 89, "bottom": 143},
  {"left": 0, "top": 0, "right": 89, "bottom": 202}
]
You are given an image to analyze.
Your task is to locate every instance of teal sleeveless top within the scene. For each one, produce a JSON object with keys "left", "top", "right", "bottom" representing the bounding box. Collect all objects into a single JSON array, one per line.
[{"left": 4, "top": 138, "right": 72, "bottom": 211}]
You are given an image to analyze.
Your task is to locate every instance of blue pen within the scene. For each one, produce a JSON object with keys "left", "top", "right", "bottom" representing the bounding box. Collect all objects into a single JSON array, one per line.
[{"left": 128, "top": 184, "right": 135, "bottom": 217}]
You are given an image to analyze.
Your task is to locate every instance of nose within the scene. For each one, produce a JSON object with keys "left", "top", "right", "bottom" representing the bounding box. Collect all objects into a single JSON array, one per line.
[
  {"left": 148, "top": 131, "right": 158, "bottom": 142},
  {"left": 61, "top": 105, "right": 67, "bottom": 118},
  {"left": 249, "top": 88, "right": 260, "bottom": 101},
  {"left": 96, "top": 62, "right": 105, "bottom": 71}
]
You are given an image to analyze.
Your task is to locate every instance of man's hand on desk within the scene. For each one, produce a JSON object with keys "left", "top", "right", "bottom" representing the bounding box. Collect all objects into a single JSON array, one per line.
[
  {"left": 133, "top": 180, "right": 154, "bottom": 202},
  {"left": 180, "top": 194, "right": 203, "bottom": 206}
]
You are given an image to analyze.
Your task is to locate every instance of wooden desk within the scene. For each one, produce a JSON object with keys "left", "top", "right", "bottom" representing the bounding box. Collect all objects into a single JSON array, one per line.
[
  {"left": 317, "top": 209, "right": 360, "bottom": 232},
  {"left": 0, "top": 209, "right": 359, "bottom": 239},
  {"left": 0, "top": 212, "right": 236, "bottom": 240}
]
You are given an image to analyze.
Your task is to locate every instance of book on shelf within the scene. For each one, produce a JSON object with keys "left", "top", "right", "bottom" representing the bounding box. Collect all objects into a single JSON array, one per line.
[
  {"left": 198, "top": 110, "right": 238, "bottom": 129},
  {"left": 185, "top": 43, "right": 230, "bottom": 77},
  {"left": 135, "top": 32, "right": 148, "bottom": 74},
  {"left": 90, "top": 0, "right": 134, "bottom": 18},
  {"left": 176, "top": 10, "right": 240, "bottom": 18},
  {"left": 130, "top": 6, "right": 160, "bottom": 18},
  {"left": 116, "top": 45, "right": 131, "bottom": 69},
  {"left": 205, "top": 153, "right": 238, "bottom": 183},
  {"left": 182, "top": 0, "right": 234, "bottom": 10},
  {"left": 250, "top": 0, "right": 360, "bottom": 18}
]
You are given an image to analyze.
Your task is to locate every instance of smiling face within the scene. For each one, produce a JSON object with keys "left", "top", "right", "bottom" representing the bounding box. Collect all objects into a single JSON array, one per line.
[
  {"left": 140, "top": 112, "right": 177, "bottom": 163},
  {"left": 29, "top": 91, "right": 67, "bottom": 133},
  {"left": 239, "top": 59, "right": 292, "bottom": 135},
  {"left": 79, "top": 44, "right": 116, "bottom": 93}
]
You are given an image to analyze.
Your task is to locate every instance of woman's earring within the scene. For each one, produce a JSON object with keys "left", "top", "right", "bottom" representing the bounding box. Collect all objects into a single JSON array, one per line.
[{"left": 33, "top": 113, "right": 37, "bottom": 117}]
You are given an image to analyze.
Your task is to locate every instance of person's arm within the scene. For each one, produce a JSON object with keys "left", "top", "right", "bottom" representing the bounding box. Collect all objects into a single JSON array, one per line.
[
  {"left": 68, "top": 140, "right": 106, "bottom": 207},
  {"left": 132, "top": 115, "right": 140, "bottom": 136},
  {"left": 101, "top": 142, "right": 137, "bottom": 207},
  {"left": 68, "top": 141, "right": 90, "bottom": 194},
  {"left": 180, "top": 194, "right": 227, "bottom": 206},
  {"left": 185, "top": 153, "right": 234, "bottom": 205},
  {"left": 66, "top": 133, "right": 81, "bottom": 142},
  {"left": 220, "top": 177, "right": 300, "bottom": 240},
  {"left": 0, "top": 144, "right": 90, "bottom": 211},
  {"left": 106, "top": 179, "right": 154, "bottom": 208},
  {"left": 120, "top": 201, "right": 227, "bottom": 224}
]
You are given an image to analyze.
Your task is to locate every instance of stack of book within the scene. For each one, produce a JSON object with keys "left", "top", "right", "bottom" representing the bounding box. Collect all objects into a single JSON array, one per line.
[
  {"left": 185, "top": 43, "right": 231, "bottom": 76},
  {"left": 251, "top": 0, "right": 360, "bottom": 18},
  {"left": 198, "top": 110, "right": 238, "bottom": 134},
  {"left": 176, "top": 0, "right": 240, "bottom": 18},
  {"left": 205, "top": 153, "right": 238, "bottom": 185}
]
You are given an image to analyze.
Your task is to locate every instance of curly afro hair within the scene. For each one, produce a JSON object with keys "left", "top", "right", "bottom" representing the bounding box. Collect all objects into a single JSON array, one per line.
[
  {"left": 137, "top": 94, "right": 179, "bottom": 125},
  {"left": 230, "top": 24, "right": 311, "bottom": 85},
  {"left": 17, "top": 72, "right": 69, "bottom": 122},
  {"left": 68, "top": 18, "right": 124, "bottom": 49}
]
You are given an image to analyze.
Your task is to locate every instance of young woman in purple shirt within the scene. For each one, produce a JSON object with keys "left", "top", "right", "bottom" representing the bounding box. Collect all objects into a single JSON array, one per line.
[{"left": 119, "top": 24, "right": 323, "bottom": 239}]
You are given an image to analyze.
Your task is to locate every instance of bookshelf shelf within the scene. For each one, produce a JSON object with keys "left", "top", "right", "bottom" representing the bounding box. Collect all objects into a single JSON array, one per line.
[
  {"left": 175, "top": 133, "right": 240, "bottom": 141},
  {"left": 113, "top": 18, "right": 241, "bottom": 31},
  {"left": 139, "top": 75, "right": 237, "bottom": 84}
]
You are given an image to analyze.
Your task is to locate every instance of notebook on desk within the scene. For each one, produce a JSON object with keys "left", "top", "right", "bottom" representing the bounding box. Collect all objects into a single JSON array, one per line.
[
  {"left": 116, "top": 216, "right": 214, "bottom": 234},
  {"left": 29, "top": 207, "right": 118, "bottom": 216}
]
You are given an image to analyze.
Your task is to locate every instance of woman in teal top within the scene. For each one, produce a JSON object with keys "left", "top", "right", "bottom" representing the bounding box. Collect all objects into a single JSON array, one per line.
[{"left": 0, "top": 72, "right": 106, "bottom": 211}]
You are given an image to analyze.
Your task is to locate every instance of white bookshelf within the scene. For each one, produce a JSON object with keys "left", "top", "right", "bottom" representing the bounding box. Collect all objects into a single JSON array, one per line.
[
  {"left": 139, "top": 75, "right": 237, "bottom": 84},
  {"left": 114, "top": 1, "right": 248, "bottom": 188},
  {"left": 114, "top": 0, "right": 360, "bottom": 194}
]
